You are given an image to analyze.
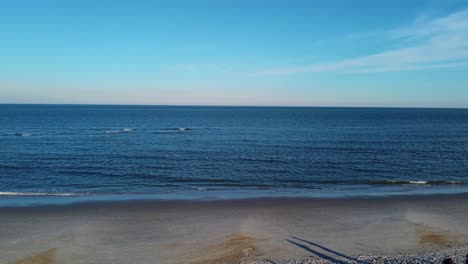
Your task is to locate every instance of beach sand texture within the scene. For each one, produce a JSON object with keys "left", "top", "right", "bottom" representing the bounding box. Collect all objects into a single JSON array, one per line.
[
  {"left": 10, "top": 249, "right": 57, "bottom": 264},
  {"left": 1, "top": 195, "right": 468, "bottom": 263}
]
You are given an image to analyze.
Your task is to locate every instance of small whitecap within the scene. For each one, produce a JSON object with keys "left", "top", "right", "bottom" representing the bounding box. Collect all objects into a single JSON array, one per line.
[
  {"left": 409, "top": 181, "right": 427, "bottom": 184},
  {"left": 0, "top": 192, "right": 79, "bottom": 196}
]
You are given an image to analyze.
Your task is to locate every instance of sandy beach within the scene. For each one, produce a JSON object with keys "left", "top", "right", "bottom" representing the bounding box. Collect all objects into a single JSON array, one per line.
[{"left": 1, "top": 194, "right": 468, "bottom": 264}]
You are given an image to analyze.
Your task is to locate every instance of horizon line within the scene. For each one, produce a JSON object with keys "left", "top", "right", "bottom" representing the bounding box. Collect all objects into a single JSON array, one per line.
[{"left": 0, "top": 102, "right": 467, "bottom": 110}]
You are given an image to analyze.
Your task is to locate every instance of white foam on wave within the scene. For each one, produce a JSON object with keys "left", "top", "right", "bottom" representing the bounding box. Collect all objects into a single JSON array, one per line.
[
  {"left": 445, "top": 181, "right": 468, "bottom": 184},
  {"left": 409, "top": 181, "right": 428, "bottom": 184},
  {"left": 106, "top": 128, "right": 135, "bottom": 134},
  {"left": 0, "top": 192, "right": 80, "bottom": 196},
  {"left": 153, "top": 128, "right": 192, "bottom": 133}
]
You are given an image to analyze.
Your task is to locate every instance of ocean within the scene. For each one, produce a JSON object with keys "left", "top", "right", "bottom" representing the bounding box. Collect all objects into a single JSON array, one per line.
[{"left": 1, "top": 104, "right": 468, "bottom": 205}]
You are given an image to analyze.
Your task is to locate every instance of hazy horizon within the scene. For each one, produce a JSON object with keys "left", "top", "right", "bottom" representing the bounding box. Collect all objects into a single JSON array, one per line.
[{"left": 2, "top": 103, "right": 468, "bottom": 110}]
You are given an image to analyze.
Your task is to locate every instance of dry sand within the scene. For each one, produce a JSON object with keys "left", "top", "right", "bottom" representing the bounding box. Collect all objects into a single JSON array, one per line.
[{"left": 1, "top": 194, "right": 468, "bottom": 263}]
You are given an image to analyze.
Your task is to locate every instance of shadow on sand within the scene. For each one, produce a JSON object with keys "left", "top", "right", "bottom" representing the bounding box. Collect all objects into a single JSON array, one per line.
[
  {"left": 288, "top": 236, "right": 435, "bottom": 264},
  {"left": 287, "top": 236, "right": 367, "bottom": 264}
]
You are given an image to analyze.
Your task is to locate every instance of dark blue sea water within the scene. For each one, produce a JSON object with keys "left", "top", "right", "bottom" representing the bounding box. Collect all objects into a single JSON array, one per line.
[{"left": 1, "top": 105, "right": 468, "bottom": 205}]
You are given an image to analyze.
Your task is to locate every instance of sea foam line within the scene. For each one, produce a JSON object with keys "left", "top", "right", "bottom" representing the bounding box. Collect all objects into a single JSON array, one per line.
[{"left": 0, "top": 192, "right": 81, "bottom": 196}]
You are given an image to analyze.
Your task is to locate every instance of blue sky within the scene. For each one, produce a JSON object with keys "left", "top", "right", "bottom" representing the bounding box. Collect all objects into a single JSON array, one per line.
[{"left": 1, "top": 0, "right": 468, "bottom": 107}]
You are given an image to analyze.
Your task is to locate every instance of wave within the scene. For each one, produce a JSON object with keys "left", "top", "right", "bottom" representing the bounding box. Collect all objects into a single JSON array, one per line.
[
  {"left": 379, "top": 180, "right": 428, "bottom": 185},
  {"left": 106, "top": 128, "right": 136, "bottom": 134},
  {"left": 14, "top": 133, "right": 32, "bottom": 137},
  {"left": 153, "top": 127, "right": 192, "bottom": 133},
  {"left": 368, "top": 180, "right": 468, "bottom": 185},
  {"left": 0, "top": 133, "right": 33, "bottom": 137},
  {"left": 163, "top": 127, "right": 192, "bottom": 131},
  {"left": 409, "top": 180, "right": 427, "bottom": 184},
  {"left": 276, "top": 179, "right": 468, "bottom": 186},
  {"left": 0, "top": 192, "right": 81, "bottom": 196}
]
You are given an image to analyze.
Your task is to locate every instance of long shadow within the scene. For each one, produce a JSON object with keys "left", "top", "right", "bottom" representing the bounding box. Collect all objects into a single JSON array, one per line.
[
  {"left": 286, "top": 239, "right": 348, "bottom": 264},
  {"left": 290, "top": 237, "right": 434, "bottom": 264},
  {"left": 291, "top": 236, "right": 364, "bottom": 263}
]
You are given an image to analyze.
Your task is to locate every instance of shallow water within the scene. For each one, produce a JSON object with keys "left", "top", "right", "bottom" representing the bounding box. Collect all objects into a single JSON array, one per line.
[{"left": 1, "top": 104, "right": 468, "bottom": 204}]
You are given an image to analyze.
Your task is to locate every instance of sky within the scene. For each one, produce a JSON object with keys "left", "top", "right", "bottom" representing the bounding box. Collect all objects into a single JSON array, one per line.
[{"left": 1, "top": 0, "right": 468, "bottom": 107}]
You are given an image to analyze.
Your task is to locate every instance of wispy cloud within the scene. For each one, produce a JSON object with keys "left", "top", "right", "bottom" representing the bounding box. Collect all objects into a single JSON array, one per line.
[{"left": 252, "top": 8, "right": 468, "bottom": 75}]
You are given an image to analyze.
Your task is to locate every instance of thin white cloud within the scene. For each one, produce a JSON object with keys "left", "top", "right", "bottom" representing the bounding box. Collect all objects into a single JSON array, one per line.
[{"left": 252, "top": 8, "right": 468, "bottom": 76}]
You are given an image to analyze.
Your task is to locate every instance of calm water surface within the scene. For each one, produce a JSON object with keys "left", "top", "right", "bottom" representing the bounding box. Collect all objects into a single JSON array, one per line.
[{"left": 1, "top": 105, "right": 468, "bottom": 205}]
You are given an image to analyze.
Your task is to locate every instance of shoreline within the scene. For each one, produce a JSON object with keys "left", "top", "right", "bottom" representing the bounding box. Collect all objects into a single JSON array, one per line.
[
  {"left": 2, "top": 187, "right": 468, "bottom": 208},
  {"left": 2, "top": 194, "right": 468, "bottom": 263},
  {"left": 1, "top": 190, "right": 468, "bottom": 208}
]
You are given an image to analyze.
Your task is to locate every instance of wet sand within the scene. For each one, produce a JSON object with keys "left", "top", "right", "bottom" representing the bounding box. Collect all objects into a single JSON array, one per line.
[{"left": 1, "top": 194, "right": 468, "bottom": 263}]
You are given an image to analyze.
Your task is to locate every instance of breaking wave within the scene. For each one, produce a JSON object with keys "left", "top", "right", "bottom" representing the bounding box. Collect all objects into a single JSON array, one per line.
[
  {"left": 153, "top": 127, "right": 193, "bottom": 133},
  {"left": 106, "top": 128, "right": 136, "bottom": 134},
  {"left": 378, "top": 180, "right": 468, "bottom": 185},
  {"left": 0, "top": 192, "right": 81, "bottom": 196}
]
